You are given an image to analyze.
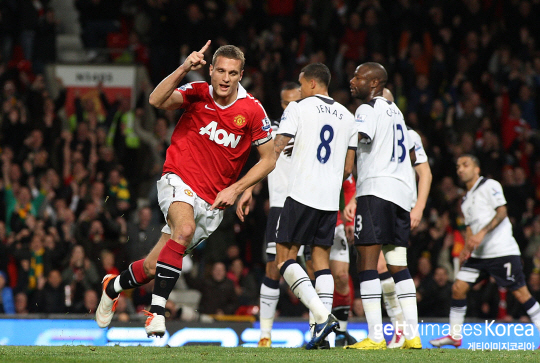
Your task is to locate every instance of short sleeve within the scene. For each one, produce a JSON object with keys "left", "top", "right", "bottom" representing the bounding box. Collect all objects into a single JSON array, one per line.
[
  {"left": 355, "top": 104, "right": 377, "bottom": 144},
  {"left": 251, "top": 100, "right": 272, "bottom": 146},
  {"left": 408, "top": 129, "right": 428, "bottom": 164},
  {"left": 347, "top": 115, "right": 358, "bottom": 150},
  {"left": 277, "top": 102, "right": 300, "bottom": 138},
  {"left": 174, "top": 81, "right": 205, "bottom": 109},
  {"left": 486, "top": 180, "right": 507, "bottom": 209}
]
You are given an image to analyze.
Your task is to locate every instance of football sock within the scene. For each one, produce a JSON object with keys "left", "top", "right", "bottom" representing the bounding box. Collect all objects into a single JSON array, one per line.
[
  {"left": 393, "top": 269, "right": 419, "bottom": 340},
  {"left": 359, "top": 270, "right": 384, "bottom": 342},
  {"left": 315, "top": 269, "right": 334, "bottom": 313},
  {"left": 105, "top": 259, "right": 152, "bottom": 299},
  {"left": 332, "top": 289, "right": 351, "bottom": 332},
  {"left": 523, "top": 297, "right": 540, "bottom": 332},
  {"left": 259, "top": 277, "right": 280, "bottom": 339},
  {"left": 379, "top": 271, "right": 405, "bottom": 331},
  {"left": 150, "top": 239, "right": 186, "bottom": 316},
  {"left": 449, "top": 298, "right": 467, "bottom": 340},
  {"left": 280, "top": 259, "right": 328, "bottom": 323}
]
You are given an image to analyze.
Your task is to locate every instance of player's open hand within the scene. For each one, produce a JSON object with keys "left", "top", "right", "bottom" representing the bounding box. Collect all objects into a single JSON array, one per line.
[
  {"left": 182, "top": 40, "right": 211, "bottom": 72},
  {"left": 210, "top": 185, "right": 240, "bottom": 211},
  {"left": 236, "top": 190, "right": 253, "bottom": 222}
]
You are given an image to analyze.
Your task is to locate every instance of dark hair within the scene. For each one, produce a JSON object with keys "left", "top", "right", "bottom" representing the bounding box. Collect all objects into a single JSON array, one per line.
[
  {"left": 281, "top": 82, "right": 300, "bottom": 91},
  {"left": 300, "top": 63, "right": 331, "bottom": 88},
  {"left": 212, "top": 45, "right": 245, "bottom": 69},
  {"left": 460, "top": 154, "right": 481, "bottom": 168}
]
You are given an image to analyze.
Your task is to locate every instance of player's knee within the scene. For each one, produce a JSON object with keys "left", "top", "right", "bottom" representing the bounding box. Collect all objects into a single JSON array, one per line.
[
  {"left": 143, "top": 258, "right": 156, "bottom": 278},
  {"left": 452, "top": 281, "right": 468, "bottom": 299},
  {"left": 334, "top": 271, "right": 349, "bottom": 291},
  {"left": 174, "top": 223, "right": 195, "bottom": 242}
]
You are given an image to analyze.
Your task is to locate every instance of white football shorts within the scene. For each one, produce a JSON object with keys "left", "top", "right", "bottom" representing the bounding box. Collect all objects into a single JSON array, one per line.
[{"left": 158, "top": 173, "right": 223, "bottom": 253}]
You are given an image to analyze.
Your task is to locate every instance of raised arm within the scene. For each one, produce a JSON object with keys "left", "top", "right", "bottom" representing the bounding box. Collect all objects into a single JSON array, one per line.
[
  {"left": 211, "top": 139, "right": 276, "bottom": 210},
  {"left": 149, "top": 40, "right": 211, "bottom": 110}
]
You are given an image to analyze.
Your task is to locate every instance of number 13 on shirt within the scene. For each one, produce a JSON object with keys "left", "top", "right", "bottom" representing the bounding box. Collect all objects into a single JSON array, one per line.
[{"left": 391, "top": 123, "right": 406, "bottom": 163}]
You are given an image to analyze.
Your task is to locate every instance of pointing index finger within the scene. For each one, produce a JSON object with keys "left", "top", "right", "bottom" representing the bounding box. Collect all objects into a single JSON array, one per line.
[{"left": 199, "top": 40, "right": 211, "bottom": 54}]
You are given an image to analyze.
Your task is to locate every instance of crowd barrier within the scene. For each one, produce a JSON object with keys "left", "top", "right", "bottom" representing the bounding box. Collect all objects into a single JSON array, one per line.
[{"left": 0, "top": 317, "right": 538, "bottom": 350}]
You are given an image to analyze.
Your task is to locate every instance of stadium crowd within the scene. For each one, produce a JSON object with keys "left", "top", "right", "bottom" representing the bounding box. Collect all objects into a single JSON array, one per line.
[{"left": 0, "top": 0, "right": 539, "bottom": 324}]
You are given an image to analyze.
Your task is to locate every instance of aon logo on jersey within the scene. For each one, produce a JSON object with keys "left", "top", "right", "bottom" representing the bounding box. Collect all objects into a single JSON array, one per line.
[{"left": 199, "top": 121, "right": 241, "bottom": 148}]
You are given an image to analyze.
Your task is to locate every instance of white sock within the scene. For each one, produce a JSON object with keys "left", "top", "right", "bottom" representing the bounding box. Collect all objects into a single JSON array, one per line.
[
  {"left": 393, "top": 269, "right": 419, "bottom": 340},
  {"left": 280, "top": 260, "right": 328, "bottom": 323},
  {"left": 113, "top": 276, "right": 123, "bottom": 293},
  {"left": 449, "top": 298, "right": 467, "bottom": 340},
  {"left": 380, "top": 273, "right": 405, "bottom": 331},
  {"left": 359, "top": 270, "right": 384, "bottom": 342},
  {"left": 259, "top": 277, "right": 280, "bottom": 339},
  {"left": 524, "top": 298, "right": 540, "bottom": 333},
  {"left": 315, "top": 269, "right": 334, "bottom": 313}
]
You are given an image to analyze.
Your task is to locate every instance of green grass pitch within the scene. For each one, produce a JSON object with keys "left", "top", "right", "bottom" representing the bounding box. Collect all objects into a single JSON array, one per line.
[{"left": 0, "top": 346, "right": 538, "bottom": 363}]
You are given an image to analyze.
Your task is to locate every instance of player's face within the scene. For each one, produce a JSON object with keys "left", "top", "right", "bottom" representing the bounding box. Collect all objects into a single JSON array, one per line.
[
  {"left": 280, "top": 88, "right": 301, "bottom": 110},
  {"left": 456, "top": 156, "right": 479, "bottom": 184},
  {"left": 209, "top": 56, "right": 243, "bottom": 103},
  {"left": 350, "top": 65, "right": 372, "bottom": 100}
]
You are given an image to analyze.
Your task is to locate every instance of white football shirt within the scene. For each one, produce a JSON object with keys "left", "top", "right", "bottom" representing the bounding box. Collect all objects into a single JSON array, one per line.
[
  {"left": 277, "top": 95, "right": 357, "bottom": 211},
  {"left": 268, "top": 125, "right": 292, "bottom": 208},
  {"left": 461, "top": 177, "right": 521, "bottom": 258},
  {"left": 408, "top": 128, "right": 428, "bottom": 208},
  {"left": 355, "top": 96, "right": 415, "bottom": 211}
]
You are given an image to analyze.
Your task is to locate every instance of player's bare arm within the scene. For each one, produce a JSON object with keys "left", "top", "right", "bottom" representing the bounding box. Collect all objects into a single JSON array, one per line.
[
  {"left": 211, "top": 139, "right": 276, "bottom": 210},
  {"left": 410, "top": 161, "right": 432, "bottom": 229},
  {"left": 474, "top": 205, "right": 507, "bottom": 242},
  {"left": 343, "top": 149, "right": 356, "bottom": 181},
  {"left": 460, "top": 226, "right": 474, "bottom": 263},
  {"left": 274, "top": 134, "right": 292, "bottom": 159},
  {"left": 149, "top": 40, "right": 211, "bottom": 110}
]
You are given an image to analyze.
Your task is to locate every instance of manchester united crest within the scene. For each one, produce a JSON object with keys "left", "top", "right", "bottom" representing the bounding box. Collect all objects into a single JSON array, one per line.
[
  {"left": 234, "top": 114, "right": 246, "bottom": 127},
  {"left": 184, "top": 189, "right": 193, "bottom": 197}
]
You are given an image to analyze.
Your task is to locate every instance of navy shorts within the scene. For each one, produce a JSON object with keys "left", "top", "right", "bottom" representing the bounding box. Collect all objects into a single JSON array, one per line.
[
  {"left": 457, "top": 255, "right": 526, "bottom": 291},
  {"left": 265, "top": 207, "right": 282, "bottom": 262},
  {"left": 276, "top": 197, "right": 337, "bottom": 247},
  {"left": 354, "top": 195, "right": 410, "bottom": 247}
]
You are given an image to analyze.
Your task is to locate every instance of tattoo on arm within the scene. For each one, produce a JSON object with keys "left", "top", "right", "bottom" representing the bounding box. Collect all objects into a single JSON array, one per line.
[
  {"left": 274, "top": 135, "right": 291, "bottom": 158},
  {"left": 481, "top": 206, "right": 507, "bottom": 234}
]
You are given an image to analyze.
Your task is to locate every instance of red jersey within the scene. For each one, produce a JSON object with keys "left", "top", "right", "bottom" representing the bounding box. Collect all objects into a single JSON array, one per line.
[{"left": 163, "top": 82, "right": 272, "bottom": 204}]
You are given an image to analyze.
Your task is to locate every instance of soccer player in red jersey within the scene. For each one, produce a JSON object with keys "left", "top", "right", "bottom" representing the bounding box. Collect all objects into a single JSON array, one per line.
[{"left": 96, "top": 41, "right": 276, "bottom": 336}]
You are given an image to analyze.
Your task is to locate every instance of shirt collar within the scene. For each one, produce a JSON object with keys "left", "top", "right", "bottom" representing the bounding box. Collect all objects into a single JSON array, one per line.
[{"left": 208, "top": 83, "right": 247, "bottom": 109}]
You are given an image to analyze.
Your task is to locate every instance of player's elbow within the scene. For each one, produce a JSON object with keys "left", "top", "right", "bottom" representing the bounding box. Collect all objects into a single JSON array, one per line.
[{"left": 148, "top": 92, "right": 166, "bottom": 109}]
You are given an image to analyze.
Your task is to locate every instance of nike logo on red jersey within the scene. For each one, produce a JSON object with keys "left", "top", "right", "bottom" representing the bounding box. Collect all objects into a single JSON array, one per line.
[
  {"left": 205, "top": 104, "right": 216, "bottom": 111},
  {"left": 199, "top": 121, "right": 241, "bottom": 148}
]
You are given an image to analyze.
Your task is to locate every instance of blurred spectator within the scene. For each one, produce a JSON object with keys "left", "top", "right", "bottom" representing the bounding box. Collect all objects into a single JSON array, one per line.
[
  {"left": 125, "top": 206, "right": 161, "bottom": 263},
  {"left": 417, "top": 266, "right": 452, "bottom": 317},
  {"left": 73, "top": 288, "right": 99, "bottom": 314},
  {"left": 33, "top": 269, "right": 66, "bottom": 314},
  {"left": 14, "top": 291, "right": 29, "bottom": 315},
  {"left": 226, "top": 258, "right": 257, "bottom": 306},
  {"left": 61, "top": 245, "right": 99, "bottom": 309},
  {"left": 197, "top": 262, "right": 238, "bottom": 316}
]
